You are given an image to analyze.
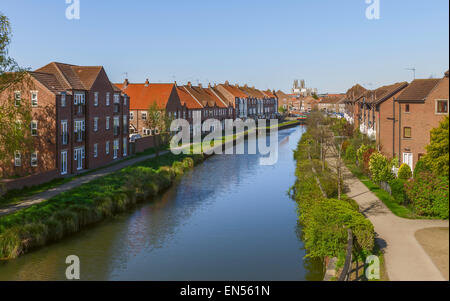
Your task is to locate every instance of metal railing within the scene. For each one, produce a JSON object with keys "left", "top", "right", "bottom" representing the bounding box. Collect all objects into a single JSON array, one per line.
[{"left": 338, "top": 229, "right": 353, "bottom": 281}]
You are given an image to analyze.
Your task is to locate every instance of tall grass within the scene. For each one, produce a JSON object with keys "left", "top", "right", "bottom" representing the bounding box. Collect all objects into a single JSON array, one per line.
[{"left": 0, "top": 153, "right": 205, "bottom": 259}]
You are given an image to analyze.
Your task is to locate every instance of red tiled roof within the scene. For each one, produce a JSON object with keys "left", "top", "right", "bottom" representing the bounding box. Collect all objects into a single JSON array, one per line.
[
  {"left": 239, "top": 86, "right": 265, "bottom": 98},
  {"left": 114, "top": 83, "right": 175, "bottom": 110},
  {"left": 175, "top": 86, "right": 203, "bottom": 109},
  {"left": 219, "top": 83, "right": 248, "bottom": 98},
  {"left": 261, "top": 90, "right": 276, "bottom": 98},
  {"left": 396, "top": 79, "right": 441, "bottom": 102}
]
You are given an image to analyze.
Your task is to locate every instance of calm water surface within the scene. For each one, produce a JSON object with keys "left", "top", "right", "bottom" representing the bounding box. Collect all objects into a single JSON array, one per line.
[{"left": 0, "top": 126, "right": 323, "bottom": 280}]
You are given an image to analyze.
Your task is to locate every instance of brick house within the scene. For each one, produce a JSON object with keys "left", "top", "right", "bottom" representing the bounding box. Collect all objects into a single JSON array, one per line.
[
  {"left": 0, "top": 62, "right": 130, "bottom": 184},
  {"left": 394, "top": 72, "right": 449, "bottom": 169},
  {"left": 261, "top": 90, "right": 279, "bottom": 118},
  {"left": 215, "top": 82, "right": 249, "bottom": 119},
  {"left": 114, "top": 79, "right": 182, "bottom": 136},
  {"left": 343, "top": 84, "right": 367, "bottom": 126},
  {"left": 363, "top": 82, "right": 408, "bottom": 148}
]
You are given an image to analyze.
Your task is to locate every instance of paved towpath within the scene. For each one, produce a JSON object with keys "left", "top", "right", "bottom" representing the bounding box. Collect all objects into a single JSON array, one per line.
[
  {"left": 0, "top": 150, "right": 169, "bottom": 217},
  {"left": 327, "top": 156, "right": 449, "bottom": 281}
]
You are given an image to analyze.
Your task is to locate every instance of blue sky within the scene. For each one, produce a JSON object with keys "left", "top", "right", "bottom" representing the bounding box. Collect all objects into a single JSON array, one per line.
[{"left": 2, "top": 0, "right": 449, "bottom": 93}]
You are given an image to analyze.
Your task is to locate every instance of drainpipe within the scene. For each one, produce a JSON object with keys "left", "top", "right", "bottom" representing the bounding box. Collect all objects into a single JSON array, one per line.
[
  {"left": 398, "top": 101, "right": 402, "bottom": 164},
  {"left": 392, "top": 98, "right": 396, "bottom": 158}
]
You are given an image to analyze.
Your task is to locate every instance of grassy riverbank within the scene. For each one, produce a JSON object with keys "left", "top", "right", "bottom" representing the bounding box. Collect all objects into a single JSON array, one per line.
[{"left": 0, "top": 152, "right": 204, "bottom": 259}]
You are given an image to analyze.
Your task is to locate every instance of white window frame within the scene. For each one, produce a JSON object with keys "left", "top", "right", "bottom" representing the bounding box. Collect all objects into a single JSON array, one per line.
[
  {"left": 14, "top": 151, "right": 21, "bottom": 167},
  {"left": 14, "top": 91, "right": 21, "bottom": 106},
  {"left": 114, "top": 94, "right": 120, "bottom": 104},
  {"left": 61, "top": 93, "right": 66, "bottom": 107},
  {"left": 113, "top": 139, "right": 119, "bottom": 159},
  {"left": 94, "top": 92, "right": 99, "bottom": 106},
  {"left": 31, "top": 120, "right": 38, "bottom": 136},
  {"left": 106, "top": 92, "right": 110, "bottom": 106},
  {"left": 435, "top": 99, "right": 449, "bottom": 115},
  {"left": 130, "top": 111, "right": 134, "bottom": 120},
  {"left": 61, "top": 151, "right": 68, "bottom": 175},
  {"left": 31, "top": 91, "right": 38, "bottom": 107},
  {"left": 123, "top": 138, "right": 127, "bottom": 157},
  {"left": 31, "top": 152, "right": 38, "bottom": 167},
  {"left": 106, "top": 141, "right": 110, "bottom": 155},
  {"left": 141, "top": 112, "right": 147, "bottom": 120},
  {"left": 94, "top": 143, "right": 98, "bottom": 158},
  {"left": 93, "top": 117, "right": 99, "bottom": 132},
  {"left": 123, "top": 115, "right": 127, "bottom": 133},
  {"left": 106, "top": 116, "right": 110, "bottom": 130}
]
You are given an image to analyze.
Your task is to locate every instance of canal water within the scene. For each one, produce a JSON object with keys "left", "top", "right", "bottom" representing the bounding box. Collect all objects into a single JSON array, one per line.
[{"left": 0, "top": 126, "right": 323, "bottom": 281}]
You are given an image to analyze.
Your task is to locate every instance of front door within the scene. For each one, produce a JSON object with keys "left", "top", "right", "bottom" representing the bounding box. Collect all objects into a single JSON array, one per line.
[{"left": 403, "top": 153, "right": 413, "bottom": 170}]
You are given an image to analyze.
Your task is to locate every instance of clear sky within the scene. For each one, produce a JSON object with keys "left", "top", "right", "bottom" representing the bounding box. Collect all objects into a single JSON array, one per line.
[{"left": 1, "top": 0, "right": 449, "bottom": 93}]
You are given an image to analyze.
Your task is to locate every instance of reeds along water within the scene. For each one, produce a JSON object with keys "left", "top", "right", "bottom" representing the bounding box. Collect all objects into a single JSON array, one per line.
[{"left": 0, "top": 155, "right": 203, "bottom": 260}]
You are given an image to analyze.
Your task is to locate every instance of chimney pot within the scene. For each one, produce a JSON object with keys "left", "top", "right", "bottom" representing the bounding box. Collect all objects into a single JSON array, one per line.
[
  {"left": 124, "top": 78, "right": 129, "bottom": 88},
  {"left": 198, "top": 83, "right": 202, "bottom": 88},
  {"left": 208, "top": 83, "right": 212, "bottom": 88},
  {"left": 188, "top": 81, "right": 192, "bottom": 87},
  {"left": 225, "top": 80, "right": 229, "bottom": 85},
  {"left": 145, "top": 78, "right": 150, "bottom": 87}
]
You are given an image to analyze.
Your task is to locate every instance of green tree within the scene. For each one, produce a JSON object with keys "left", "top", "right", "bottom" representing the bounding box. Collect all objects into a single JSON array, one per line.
[
  {"left": 145, "top": 101, "right": 173, "bottom": 157},
  {"left": 423, "top": 116, "right": 449, "bottom": 177},
  {"left": 398, "top": 163, "right": 412, "bottom": 180},
  {"left": 369, "top": 152, "right": 394, "bottom": 183},
  {"left": 0, "top": 12, "right": 33, "bottom": 177}
]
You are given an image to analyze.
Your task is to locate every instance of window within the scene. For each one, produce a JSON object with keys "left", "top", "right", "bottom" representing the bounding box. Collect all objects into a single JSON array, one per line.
[
  {"left": 61, "top": 121, "right": 68, "bottom": 145},
  {"left": 113, "top": 139, "right": 119, "bottom": 159},
  {"left": 31, "top": 91, "right": 38, "bottom": 107},
  {"left": 114, "top": 94, "right": 120, "bottom": 104},
  {"left": 403, "top": 127, "right": 412, "bottom": 138},
  {"left": 94, "top": 92, "right": 99, "bottom": 106},
  {"left": 94, "top": 144, "right": 98, "bottom": 158},
  {"left": 93, "top": 117, "right": 99, "bottom": 132},
  {"left": 114, "top": 117, "right": 120, "bottom": 135},
  {"left": 124, "top": 96, "right": 127, "bottom": 106},
  {"left": 141, "top": 112, "right": 147, "bottom": 120},
  {"left": 123, "top": 138, "right": 127, "bottom": 156},
  {"left": 14, "top": 151, "right": 21, "bottom": 167},
  {"left": 61, "top": 93, "right": 66, "bottom": 107},
  {"left": 106, "top": 92, "right": 110, "bottom": 106},
  {"left": 74, "top": 93, "right": 85, "bottom": 105},
  {"left": 14, "top": 91, "right": 21, "bottom": 106},
  {"left": 31, "top": 121, "right": 38, "bottom": 136},
  {"left": 405, "top": 104, "right": 410, "bottom": 113},
  {"left": 123, "top": 115, "right": 127, "bottom": 133},
  {"left": 130, "top": 111, "right": 134, "bottom": 120},
  {"left": 31, "top": 152, "right": 38, "bottom": 167},
  {"left": 104, "top": 116, "right": 109, "bottom": 130},
  {"left": 106, "top": 141, "right": 110, "bottom": 155},
  {"left": 436, "top": 99, "right": 448, "bottom": 114}
]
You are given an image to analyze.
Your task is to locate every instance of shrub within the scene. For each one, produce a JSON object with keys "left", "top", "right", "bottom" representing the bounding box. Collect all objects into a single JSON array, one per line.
[
  {"left": 369, "top": 152, "right": 394, "bottom": 183},
  {"left": 357, "top": 145, "right": 370, "bottom": 164},
  {"left": 398, "top": 164, "right": 412, "bottom": 180},
  {"left": 413, "top": 159, "right": 431, "bottom": 179},
  {"left": 389, "top": 179, "right": 407, "bottom": 204},
  {"left": 172, "top": 161, "right": 185, "bottom": 176},
  {"left": 182, "top": 157, "right": 194, "bottom": 169},
  {"left": 345, "top": 145, "right": 357, "bottom": 162},
  {"left": 405, "top": 172, "right": 449, "bottom": 218},
  {"left": 362, "top": 148, "right": 376, "bottom": 174}
]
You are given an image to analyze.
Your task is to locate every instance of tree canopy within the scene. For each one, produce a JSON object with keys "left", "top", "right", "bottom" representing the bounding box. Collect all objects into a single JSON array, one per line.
[{"left": 424, "top": 116, "right": 449, "bottom": 178}]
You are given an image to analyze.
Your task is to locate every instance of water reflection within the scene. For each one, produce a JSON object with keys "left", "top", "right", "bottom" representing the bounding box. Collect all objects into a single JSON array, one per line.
[{"left": 0, "top": 126, "right": 324, "bottom": 281}]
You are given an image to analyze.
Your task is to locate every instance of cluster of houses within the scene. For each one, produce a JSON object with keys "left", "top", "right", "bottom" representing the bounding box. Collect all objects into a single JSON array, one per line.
[
  {"left": 327, "top": 71, "right": 449, "bottom": 171},
  {"left": 0, "top": 62, "right": 279, "bottom": 189}
]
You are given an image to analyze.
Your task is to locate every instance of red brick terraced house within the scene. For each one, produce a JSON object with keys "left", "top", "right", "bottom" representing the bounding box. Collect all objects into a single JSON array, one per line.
[
  {"left": 181, "top": 82, "right": 229, "bottom": 131},
  {"left": 175, "top": 84, "right": 204, "bottom": 136},
  {"left": 238, "top": 85, "right": 266, "bottom": 119},
  {"left": 261, "top": 90, "right": 279, "bottom": 118},
  {"left": 114, "top": 79, "right": 182, "bottom": 136},
  {"left": 357, "top": 82, "right": 408, "bottom": 146},
  {"left": 343, "top": 84, "right": 367, "bottom": 126},
  {"left": 0, "top": 62, "right": 130, "bottom": 188},
  {"left": 393, "top": 72, "right": 449, "bottom": 169},
  {"left": 215, "top": 82, "right": 249, "bottom": 119}
]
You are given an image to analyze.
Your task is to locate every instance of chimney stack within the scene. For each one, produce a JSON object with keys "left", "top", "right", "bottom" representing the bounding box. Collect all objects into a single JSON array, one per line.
[
  {"left": 208, "top": 83, "right": 212, "bottom": 88},
  {"left": 145, "top": 78, "right": 150, "bottom": 87},
  {"left": 123, "top": 78, "right": 129, "bottom": 89},
  {"left": 174, "top": 81, "right": 177, "bottom": 87},
  {"left": 198, "top": 83, "right": 202, "bottom": 88},
  {"left": 188, "top": 81, "right": 192, "bottom": 88},
  {"left": 225, "top": 80, "right": 229, "bottom": 85}
]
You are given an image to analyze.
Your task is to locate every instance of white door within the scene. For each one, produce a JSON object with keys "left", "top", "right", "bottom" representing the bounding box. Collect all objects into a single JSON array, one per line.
[
  {"left": 61, "top": 151, "right": 67, "bottom": 175},
  {"left": 403, "top": 153, "right": 413, "bottom": 170}
]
